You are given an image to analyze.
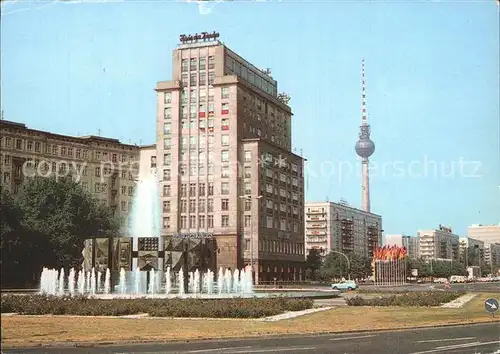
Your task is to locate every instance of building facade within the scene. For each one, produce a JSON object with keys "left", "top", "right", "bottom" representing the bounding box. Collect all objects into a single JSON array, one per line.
[
  {"left": 304, "top": 201, "right": 382, "bottom": 259},
  {"left": 417, "top": 225, "right": 460, "bottom": 261},
  {"left": 459, "top": 237, "right": 485, "bottom": 267},
  {"left": 155, "top": 34, "right": 305, "bottom": 283},
  {"left": 467, "top": 224, "right": 500, "bottom": 244},
  {"left": 0, "top": 120, "right": 140, "bottom": 231},
  {"left": 484, "top": 243, "right": 500, "bottom": 269},
  {"left": 384, "top": 234, "right": 418, "bottom": 259}
]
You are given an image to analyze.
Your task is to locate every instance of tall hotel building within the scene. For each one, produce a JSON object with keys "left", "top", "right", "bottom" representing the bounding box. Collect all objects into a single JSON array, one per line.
[
  {"left": 417, "top": 225, "right": 460, "bottom": 261},
  {"left": 304, "top": 201, "right": 382, "bottom": 258},
  {"left": 155, "top": 33, "right": 306, "bottom": 282}
]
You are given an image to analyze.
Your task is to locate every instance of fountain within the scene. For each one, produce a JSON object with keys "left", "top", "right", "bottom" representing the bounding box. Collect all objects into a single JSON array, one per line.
[
  {"left": 165, "top": 267, "right": 172, "bottom": 295},
  {"left": 68, "top": 268, "right": 75, "bottom": 295},
  {"left": 104, "top": 268, "right": 111, "bottom": 294},
  {"left": 35, "top": 169, "right": 338, "bottom": 301},
  {"left": 78, "top": 270, "right": 85, "bottom": 294}
]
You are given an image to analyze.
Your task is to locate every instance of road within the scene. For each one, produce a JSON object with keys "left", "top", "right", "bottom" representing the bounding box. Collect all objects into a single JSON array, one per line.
[{"left": 4, "top": 322, "right": 499, "bottom": 354}]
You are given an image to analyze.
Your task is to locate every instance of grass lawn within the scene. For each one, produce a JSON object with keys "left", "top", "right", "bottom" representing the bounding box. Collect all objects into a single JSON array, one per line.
[{"left": 2, "top": 292, "right": 499, "bottom": 348}]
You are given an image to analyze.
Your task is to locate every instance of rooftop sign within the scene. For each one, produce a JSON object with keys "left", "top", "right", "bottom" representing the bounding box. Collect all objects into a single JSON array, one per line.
[{"left": 179, "top": 31, "right": 220, "bottom": 44}]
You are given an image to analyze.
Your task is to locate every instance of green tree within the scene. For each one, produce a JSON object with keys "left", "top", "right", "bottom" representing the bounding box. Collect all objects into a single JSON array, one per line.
[
  {"left": 305, "top": 248, "right": 322, "bottom": 280},
  {"left": 16, "top": 176, "right": 121, "bottom": 270},
  {"left": 320, "top": 252, "right": 371, "bottom": 281}
]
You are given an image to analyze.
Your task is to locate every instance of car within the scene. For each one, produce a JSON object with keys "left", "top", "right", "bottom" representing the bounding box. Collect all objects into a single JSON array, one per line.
[
  {"left": 433, "top": 278, "right": 448, "bottom": 283},
  {"left": 331, "top": 280, "right": 357, "bottom": 291}
]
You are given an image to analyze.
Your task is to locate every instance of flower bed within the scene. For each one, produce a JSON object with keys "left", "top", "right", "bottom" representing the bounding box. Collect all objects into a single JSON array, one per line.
[
  {"left": 1, "top": 294, "right": 313, "bottom": 318},
  {"left": 346, "top": 291, "right": 465, "bottom": 307}
]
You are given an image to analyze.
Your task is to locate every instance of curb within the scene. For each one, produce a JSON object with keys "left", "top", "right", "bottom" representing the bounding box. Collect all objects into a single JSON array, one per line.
[{"left": 3, "top": 319, "right": 499, "bottom": 350}]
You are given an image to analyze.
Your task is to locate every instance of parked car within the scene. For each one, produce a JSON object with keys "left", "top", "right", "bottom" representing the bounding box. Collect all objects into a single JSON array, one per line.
[
  {"left": 450, "top": 275, "right": 467, "bottom": 283},
  {"left": 433, "top": 278, "right": 448, "bottom": 283},
  {"left": 331, "top": 280, "right": 357, "bottom": 291}
]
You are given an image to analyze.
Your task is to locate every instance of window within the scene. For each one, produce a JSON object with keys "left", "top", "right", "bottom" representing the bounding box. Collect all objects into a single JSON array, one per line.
[
  {"left": 180, "top": 216, "right": 187, "bottom": 229},
  {"left": 208, "top": 103, "right": 215, "bottom": 115},
  {"left": 198, "top": 215, "right": 205, "bottom": 228},
  {"left": 244, "top": 166, "right": 251, "bottom": 178},
  {"left": 181, "top": 59, "right": 188, "bottom": 72},
  {"left": 27, "top": 141, "right": 33, "bottom": 151},
  {"left": 180, "top": 200, "right": 187, "bottom": 213},
  {"left": 199, "top": 183, "right": 205, "bottom": 195},
  {"left": 221, "top": 199, "right": 229, "bottom": 211},
  {"left": 190, "top": 58, "right": 197, "bottom": 71},
  {"left": 245, "top": 239, "right": 250, "bottom": 251},
  {"left": 245, "top": 199, "right": 251, "bottom": 211},
  {"left": 94, "top": 183, "right": 100, "bottom": 193},
  {"left": 199, "top": 72, "right": 206, "bottom": 85},
  {"left": 199, "top": 104, "right": 206, "bottom": 118},
  {"left": 208, "top": 182, "right": 214, "bottom": 196},
  {"left": 245, "top": 182, "right": 251, "bottom": 194},
  {"left": 189, "top": 183, "right": 197, "bottom": 196},
  {"left": 221, "top": 182, "right": 229, "bottom": 195},
  {"left": 163, "top": 169, "right": 171, "bottom": 181},
  {"left": 207, "top": 199, "right": 214, "bottom": 212},
  {"left": 190, "top": 73, "right": 197, "bottom": 86},
  {"left": 190, "top": 136, "right": 196, "bottom": 149},
  {"left": 221, "top": 135, "right": 229, "bottom": 146},
  {"left": 208, "top": 87, "right": 214, "bottom": 102},
  {"left": 16, "top": 139, "right": 22, "bottom": 150},
  {"left": 208, "top": 56, "right": 215, "bottom": 69},
  {"left": 221, "top": 166, "right": 230, "bottom": 178},
  {"left": 208, "top": 71, "right": 215, "bottom": 85},
  {"left": 163, "top": 201, "right": 170, "bottom": 212},
  {"left": 199, "top": 57, "right": 206, "bottom": 70},
  {"left": 95, "top": 167, "right": 101, "bottom": 177},
  {"left": 164, "top": 137, "right": 171, "bottom": 149},
  {"left": 163, "top": 153, "right": 171, "bottom": 166},
  {"left": 189, "top": 199, "right": 196, "bottom": 212},
  {"left": 221, "top": 215, "right": 229, "bottom": 227},
  {"left": 164, "top": 92, "right": 172, "bottom": 104},
  {"left": 245, "top": 150, "right": 252, "bottom": 162},
  {"left": 207, "top": 215, "right": 214, "bottom": 228},
  {"left": 189, "top": 103, "right": 197, "bottom": 118},
  {"left": 199, "top": 199, "right": 205, "bottom": 212},
  {"left": 221, "top": 103, "right": 229, "bottom": 115},
  {"left": 163, "top": 185, "right": 171, "bottom": 196},
  {"left": 221, "top": 87, "right": 229, "bottom": 99},
  {"left": 221, "top": 118, "right": 229, "bottom": 130},
  {"left": 164, "top": 107, "right": 172, "bottom": 119},
  {"left": 181, "top": 73, "right": 188, "bottom": 85},
  {"left": 181, "top": 184, "right": 187, "bottom": 197},
  {"left": 163, "top": 217, "right": 170, "bottom": 228},
  {"left": 221, "top": 150, "right": 229, "bottom": 163},
  {"left": 164, "top": 122, "right": 171, "bottom": 134},
  {"left": 244, "top": 215, "right": 251, "bottom": 227}
]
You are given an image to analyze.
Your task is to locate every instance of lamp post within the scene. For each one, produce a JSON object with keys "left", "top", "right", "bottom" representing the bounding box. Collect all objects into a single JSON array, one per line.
[
  {"left": 329, "top": 250, "right": 351, "bottom": 281},
  {"left": 239, "top": 195, "right": 262, "bottom": 283}
]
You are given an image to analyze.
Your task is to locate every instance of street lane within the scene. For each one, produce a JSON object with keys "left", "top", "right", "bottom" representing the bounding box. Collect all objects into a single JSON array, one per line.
[{"left": 3, "top": 322, "right": 499, "bottom": 354}]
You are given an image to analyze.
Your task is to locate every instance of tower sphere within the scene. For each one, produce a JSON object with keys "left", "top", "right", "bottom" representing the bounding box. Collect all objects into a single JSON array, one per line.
[{"left": 355, "top": 139, "right": 375, "bottom": 158}]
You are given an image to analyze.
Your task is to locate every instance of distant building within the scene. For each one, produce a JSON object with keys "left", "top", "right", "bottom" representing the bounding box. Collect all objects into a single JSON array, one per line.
[
  {"left": 467, "top": 224, "right": 500, "bottom": 244},
  {"left": 459, "top": 237, "right": 485, "bottom": 267},
  {"left": 304, "top": 201, "right": 382, "bottom": 259},
  {"left": 384, "top": 234, "right": 418, "bottom": 259},
  {"left": 138, "top": 144, "right": 157, "bottom": 182},
  {"left": 417, "top": 225, "right": 460, "bottom": 261},
  {"left": 0, "top": 120, "right": 139, "bottom": 232},
  {"left": 484, "top": 243, "right": 500, "bottom": 269}
]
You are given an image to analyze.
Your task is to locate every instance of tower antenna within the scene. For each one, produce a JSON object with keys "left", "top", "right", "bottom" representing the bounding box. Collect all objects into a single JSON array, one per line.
[{"left": 355, "top": 58, "right": 376, "bottom": 213}]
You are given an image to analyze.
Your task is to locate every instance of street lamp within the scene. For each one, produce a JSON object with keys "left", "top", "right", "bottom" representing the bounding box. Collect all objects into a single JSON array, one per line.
[{"left": 239, "top": 195, "right": 262, "bottom": 282}]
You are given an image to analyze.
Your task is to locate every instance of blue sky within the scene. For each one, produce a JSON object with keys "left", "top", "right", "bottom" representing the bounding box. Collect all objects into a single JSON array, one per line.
[{"left": 2, "top": 1, "right": 499, "bottom": 237}]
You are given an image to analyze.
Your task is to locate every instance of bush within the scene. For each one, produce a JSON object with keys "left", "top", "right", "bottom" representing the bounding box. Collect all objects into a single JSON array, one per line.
[
  {"left": 346, "top": 291, "right": 465, "bottom": 307},
  {"left": 0, "top": 294, "right": 313, "bottom": 318}
]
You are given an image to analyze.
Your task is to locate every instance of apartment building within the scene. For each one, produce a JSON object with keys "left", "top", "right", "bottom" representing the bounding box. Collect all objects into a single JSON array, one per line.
[
  {"left": 155, "top": 33, "right": 305, "bottom": 283},
  {"left": 459, "top": 237, "right": 485, "bottom": 266},
  {"left": 304, "top": 201, "right": 382, "bottom": 259},
  {"left": 138, "top": 144, "right": 157, "bottom": 182},
  {"left": 484, "top": 243, "right": 500, "bottom": 269},
  {"left": 0, "top": 120, "right": 139, "bottom": 230},
  {"left": 417, "top": 225, "right": 460, "bottom": 261},
  {"left": 383, "top": 234, "right": 419, "bottom": 259}
]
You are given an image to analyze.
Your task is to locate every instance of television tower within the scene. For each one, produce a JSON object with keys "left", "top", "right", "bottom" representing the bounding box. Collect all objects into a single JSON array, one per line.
[{"left": 355, "top": 59, "right": 375, "bottom": 212}]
